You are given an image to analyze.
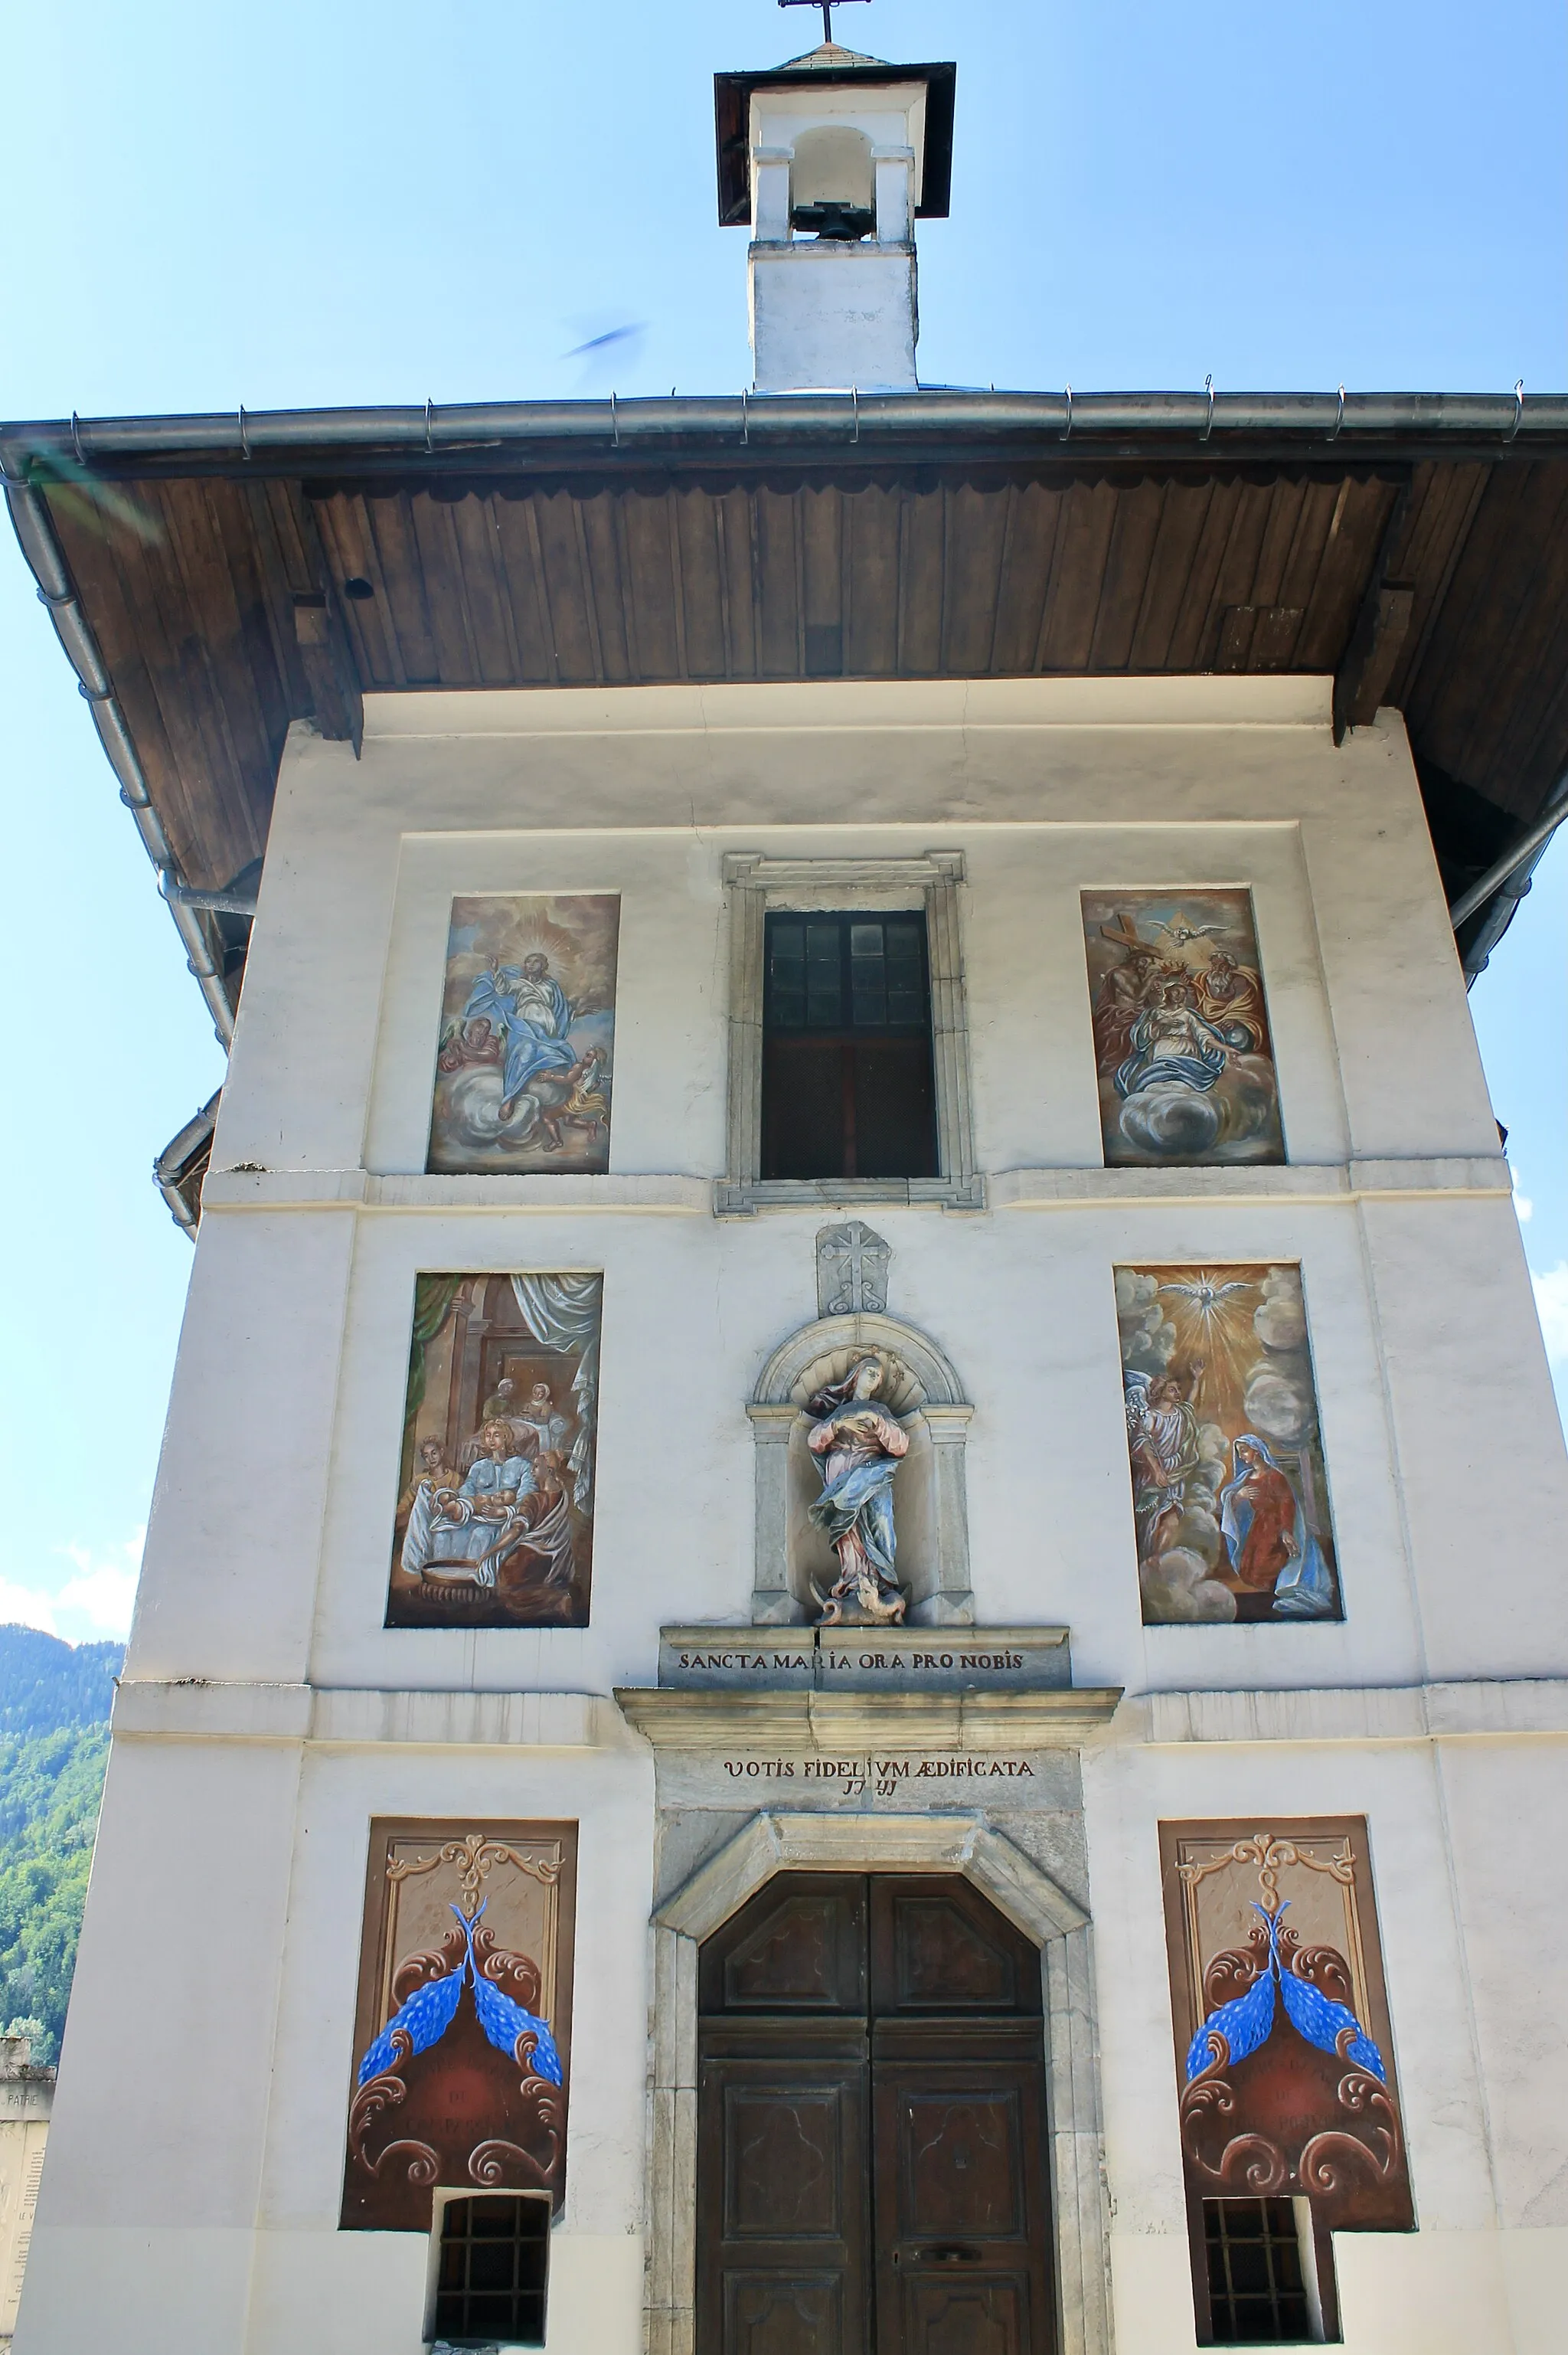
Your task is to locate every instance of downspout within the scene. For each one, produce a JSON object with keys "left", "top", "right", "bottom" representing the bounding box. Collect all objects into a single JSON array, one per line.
[{"left": 2, "top": 479, "right": 237, "bottom": 1047}]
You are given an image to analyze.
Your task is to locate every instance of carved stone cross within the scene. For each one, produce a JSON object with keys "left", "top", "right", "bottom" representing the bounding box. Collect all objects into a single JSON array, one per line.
[{"left": 816, "top": 1221, "right": 890, "bottom": 1317}]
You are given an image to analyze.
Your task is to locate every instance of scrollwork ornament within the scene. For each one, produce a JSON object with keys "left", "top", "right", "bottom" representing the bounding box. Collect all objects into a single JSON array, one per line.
[
  {"left": 469, "top": 2138, "right": 556, "bottom": 2190},
  {"left": 387, "top": 1832, "right": 561, "bottom": 1915}
]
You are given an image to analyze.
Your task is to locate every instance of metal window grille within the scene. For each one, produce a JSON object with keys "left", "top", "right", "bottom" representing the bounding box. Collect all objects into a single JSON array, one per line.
[
  {"left": 1202, "top": 2197, "right": 1313, "bottom": 2343},
  {"left": 433, "top": 2193, "right": 550, "bottom": 2348}
]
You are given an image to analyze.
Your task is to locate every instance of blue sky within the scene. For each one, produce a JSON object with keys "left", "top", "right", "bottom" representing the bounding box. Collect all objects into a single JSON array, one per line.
[{"left": 1, "top": 0, "right": 1563, "bottom": 1640}]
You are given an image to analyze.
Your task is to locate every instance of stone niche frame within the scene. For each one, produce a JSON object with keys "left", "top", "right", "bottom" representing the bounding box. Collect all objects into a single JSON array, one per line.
[
  {"left": 715, "top": 849, "right": 983, "bottom": 1215},
  {"left": 642, "top": 1810, "right": 1115, "bottom": 2355},
  {"left": 748, "top": 1310, "right": 975, "bottom": 1625}
]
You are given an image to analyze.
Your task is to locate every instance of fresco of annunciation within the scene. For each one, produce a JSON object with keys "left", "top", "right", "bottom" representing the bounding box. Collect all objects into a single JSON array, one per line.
[
  {"left": 388, "top": 1274, "right": 601, "bottom": 1629},
  {"left": 1082, "top": 888, "right": 1284, "bottom": 1166},
  {"left": 428, "top": 893, "right": 619, "bottom": 1175},
  {"left": 341, "top": 1822, "right": 577, "bottom": 2232},
  {"left": 1119, "top": 1263, "right": 1341, "bottom": 1624}
]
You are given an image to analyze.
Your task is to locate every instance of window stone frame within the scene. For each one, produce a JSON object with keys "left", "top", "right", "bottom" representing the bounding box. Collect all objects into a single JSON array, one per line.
[{"left": 714, "top": 850, "right": 982, "bottom": 1214}]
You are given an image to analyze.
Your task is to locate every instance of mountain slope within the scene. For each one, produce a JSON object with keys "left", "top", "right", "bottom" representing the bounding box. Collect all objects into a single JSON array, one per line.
[
  {"left": 0, "top": 1626, "right": 123, "bottom": 2064},
  {"left": 0, "top": 1624, "right": 121, "bottom": 1736}
]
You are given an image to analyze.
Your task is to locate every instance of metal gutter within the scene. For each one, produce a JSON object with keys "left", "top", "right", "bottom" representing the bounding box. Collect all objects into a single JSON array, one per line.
[
  {"left": 153, "top": 1091, "right": 221, "bottom": 1237},
  {"left": 1450, "top": 776, "right": 1568, "bottom": 983},
  {"left": 4, "top": 387, "right": 1568, "bottom": 478},
  {"left": 2, "top": 481, "right": 237, "bottom": 1046}
]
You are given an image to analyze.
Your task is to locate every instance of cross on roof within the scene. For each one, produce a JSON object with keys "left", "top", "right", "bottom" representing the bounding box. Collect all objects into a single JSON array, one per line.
[{"left": 779, "top": 0, "right": 871, "bottom": 47}]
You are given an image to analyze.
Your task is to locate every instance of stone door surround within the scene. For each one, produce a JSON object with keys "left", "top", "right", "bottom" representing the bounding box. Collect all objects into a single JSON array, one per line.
[{"left": 642, "top": 1809, "right": 1114, "bottom": 2355}]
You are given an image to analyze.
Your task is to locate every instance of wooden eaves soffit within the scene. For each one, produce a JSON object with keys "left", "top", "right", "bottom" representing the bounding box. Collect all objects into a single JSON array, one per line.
[{"left": 8, "top": 386, "right": 1568, "bottom": 1042}]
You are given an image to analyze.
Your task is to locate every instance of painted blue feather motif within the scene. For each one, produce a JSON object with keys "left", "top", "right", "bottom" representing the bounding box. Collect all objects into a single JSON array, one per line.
[
  {"left": 1276, "top": 1954, "right": 1386, "bottom": 2079},
  {"left": 354, "top": 1901, "right": 561, "bottom": 2088},
  {"left": 471, "top": 1970, "right": 564, "bottom": 2085},
  {"left": 1184, "top": 1954, "right": 1275, "bottom": 2080},
  {"left": 356, "top": 1962, "right": 463, "bottom": 2085},
  {"left": 1184, "top": 1903, "right": 1387, "bottom": 2085}
]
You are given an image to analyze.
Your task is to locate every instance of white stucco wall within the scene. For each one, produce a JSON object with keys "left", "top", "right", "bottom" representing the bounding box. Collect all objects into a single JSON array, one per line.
[{"left": 18, "top": 677, "right": 1568, "bottom": 2355}]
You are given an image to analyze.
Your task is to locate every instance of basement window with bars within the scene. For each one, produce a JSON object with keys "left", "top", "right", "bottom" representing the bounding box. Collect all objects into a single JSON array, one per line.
[
  {"left": 430, "top": 2193, "right": 550, "bottom": 2349},
  {"left": 1200, "top": 2197, "right": 1334, "bottom": 2344},
  {"left": 761, "top": 911, "right": 937, "bottom": 1181}
]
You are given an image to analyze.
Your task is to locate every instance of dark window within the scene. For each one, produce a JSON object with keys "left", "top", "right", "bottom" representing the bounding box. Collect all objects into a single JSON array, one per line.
[
  {"left": 761, "top": 912, "right": 937, "bottom": 1180},
  {"left": 1202, "top": 2199, "right": 1318, "bottom": 2343},
  {"left": 433, "top": 2194, "right": 550, "bottom": 2347}
]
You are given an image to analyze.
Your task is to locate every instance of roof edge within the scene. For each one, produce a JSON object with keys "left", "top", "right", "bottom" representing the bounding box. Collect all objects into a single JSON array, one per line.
[{"left": 5, "top": 388, "right": 1568, "bottom": 479}]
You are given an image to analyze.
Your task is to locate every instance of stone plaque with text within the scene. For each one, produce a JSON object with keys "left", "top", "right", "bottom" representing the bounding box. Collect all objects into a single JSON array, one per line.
[{"left": 658, "top": 1625, "right": 1070, "bottom": 1693}]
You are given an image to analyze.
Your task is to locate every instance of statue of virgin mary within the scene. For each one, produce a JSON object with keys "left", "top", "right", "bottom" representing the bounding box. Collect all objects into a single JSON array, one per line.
[{"left": 805, "top": 1352, "right": 910, "bottom": 1624}]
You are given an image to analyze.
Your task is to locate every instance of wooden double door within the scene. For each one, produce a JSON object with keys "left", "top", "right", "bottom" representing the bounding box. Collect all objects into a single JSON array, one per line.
[{"left": 697, "top": 1873, "right": 1056, "bottom": 2355}]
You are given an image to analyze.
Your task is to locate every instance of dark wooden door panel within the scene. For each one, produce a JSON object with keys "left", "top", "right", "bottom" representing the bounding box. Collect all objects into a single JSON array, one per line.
[
  {"left": 699, "top": 2054, "right": 871, "bottom": 2355},
  {"left": 891, "top": 2087, "right": 1027, "bottom": 2237},
  {"left": 723, "top": 2272, "right": 851, "bottom": 2355},
  {"left": 871, "top": 1877, "right": 1042, "bottom": 2018},
  {"left": 894, "top": 2276, "right": 1032, "bottom": 2355},
  {"left": 701, "top": 1874, "right": 869, "bottom": 2014},
  {"left": 723, "top": 2079, "right": 854, "bottom": 2240},
  {"left": 874, "top": 2058, "right": 1053, "bottom": 2355},
  {"left": 698, "top": 1876, "right": 1055, "bottom": 2355}
]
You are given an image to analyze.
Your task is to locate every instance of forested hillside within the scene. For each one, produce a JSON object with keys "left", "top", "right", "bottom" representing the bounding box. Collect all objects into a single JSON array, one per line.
[{"left": 0, "top": 1627, "right": 122, "bottom": 2064}]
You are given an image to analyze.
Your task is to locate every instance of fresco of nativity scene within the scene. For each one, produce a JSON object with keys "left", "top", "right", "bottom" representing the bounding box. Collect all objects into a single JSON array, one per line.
[
  {"left": 428, "top": 893, "right": 619, "bottom": 1175},
  {"left": 1119, "top": 1263, "right": 1341, "bottom": 1624},
  {"left": 341, "top": 1822, "right": 575, "bottom": 2232},
  {"left": 1082, "top": 887, "right": 1284, "bottom": 1166},
  {"left": 387, "top": 1273, "right": 601, "bottom": 1628}
]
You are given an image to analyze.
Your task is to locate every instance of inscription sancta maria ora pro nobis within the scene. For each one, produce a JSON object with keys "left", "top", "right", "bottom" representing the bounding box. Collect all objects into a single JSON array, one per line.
[{"left": 657, "top": 1624, "right": 1070, "bottom": 1692}]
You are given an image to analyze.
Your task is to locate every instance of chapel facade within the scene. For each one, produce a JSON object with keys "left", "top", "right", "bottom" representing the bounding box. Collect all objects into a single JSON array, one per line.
[{"left": 5, "top": 28, "right": 1568, "bottom": 2355}]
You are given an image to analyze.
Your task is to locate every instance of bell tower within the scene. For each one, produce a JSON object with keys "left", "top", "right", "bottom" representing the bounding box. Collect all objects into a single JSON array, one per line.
[{"left": 714, "top": 26, "right": 956, "bottom": 392}]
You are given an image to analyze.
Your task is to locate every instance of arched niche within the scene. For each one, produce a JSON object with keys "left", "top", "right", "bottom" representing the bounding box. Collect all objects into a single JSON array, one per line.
[{"left": 746, "top": 1312, "right": 975, "bottom": 1626}]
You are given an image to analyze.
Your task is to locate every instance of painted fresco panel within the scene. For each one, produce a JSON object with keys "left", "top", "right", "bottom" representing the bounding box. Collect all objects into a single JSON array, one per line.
[
  {"left": 428, "top": 893, "right": 619, "bottom": 1174},
  {"left": 341, "top": 1820, "right": 577, "bottom": 2232},
  {"left": 1159, "top": 1818, "right": 1413, "bottom": 2245},
  {"left": 388, "top": 1273, "right": 601, "bottom": 1628},
  {"left": 1118, "top": 1262, "right": 1341, "bottom": 1624},
  {"left": 1082, "top": 888, "right": 1284, "bottom": 1165}
]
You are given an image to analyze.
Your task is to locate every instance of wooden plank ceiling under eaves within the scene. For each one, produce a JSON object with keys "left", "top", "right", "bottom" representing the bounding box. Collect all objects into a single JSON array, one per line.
[{"left": 38, "top": 453, "right": 1568, "bottom": 899}]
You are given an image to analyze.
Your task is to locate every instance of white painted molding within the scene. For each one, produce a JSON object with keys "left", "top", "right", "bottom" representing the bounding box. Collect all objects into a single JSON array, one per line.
[
  {"left": 110, "top": 1683, "right": 630, "bottom": 1748},
  {"left": 992, "top": 1155, "right": 1512, "bottom": 1210},
  {"left": 105, "top": 1676, "right": 1568, "bottom": 1748},
  {"left": 1138, "top": 1677, "right": 1568, "bottom": 1745},
  {"left": 200, "top": 1172, "right": 710, "bottom": 1214}
]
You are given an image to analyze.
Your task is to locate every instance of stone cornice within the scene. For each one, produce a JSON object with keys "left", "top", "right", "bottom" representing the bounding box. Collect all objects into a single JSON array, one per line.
[{"left": 613, "top": 1686, "right": 1124, "bottom": 1749}]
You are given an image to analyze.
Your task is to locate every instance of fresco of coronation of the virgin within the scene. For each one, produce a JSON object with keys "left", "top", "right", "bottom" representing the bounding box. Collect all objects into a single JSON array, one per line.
[
  {"left": 1081, "top": 888, "right": 1285, "bottom": 1166},
  {"left": 1118, "top": 1262, "right": 1341, "bottom": 1625},
  {"left": 428, "top": 894, "right": 619, "bottom": 1176}
]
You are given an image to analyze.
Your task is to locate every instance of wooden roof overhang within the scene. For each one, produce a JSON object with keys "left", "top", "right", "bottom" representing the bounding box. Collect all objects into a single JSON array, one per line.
[{"left": 6, "top": 388, "right": 1568, "bottom": 1033}]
